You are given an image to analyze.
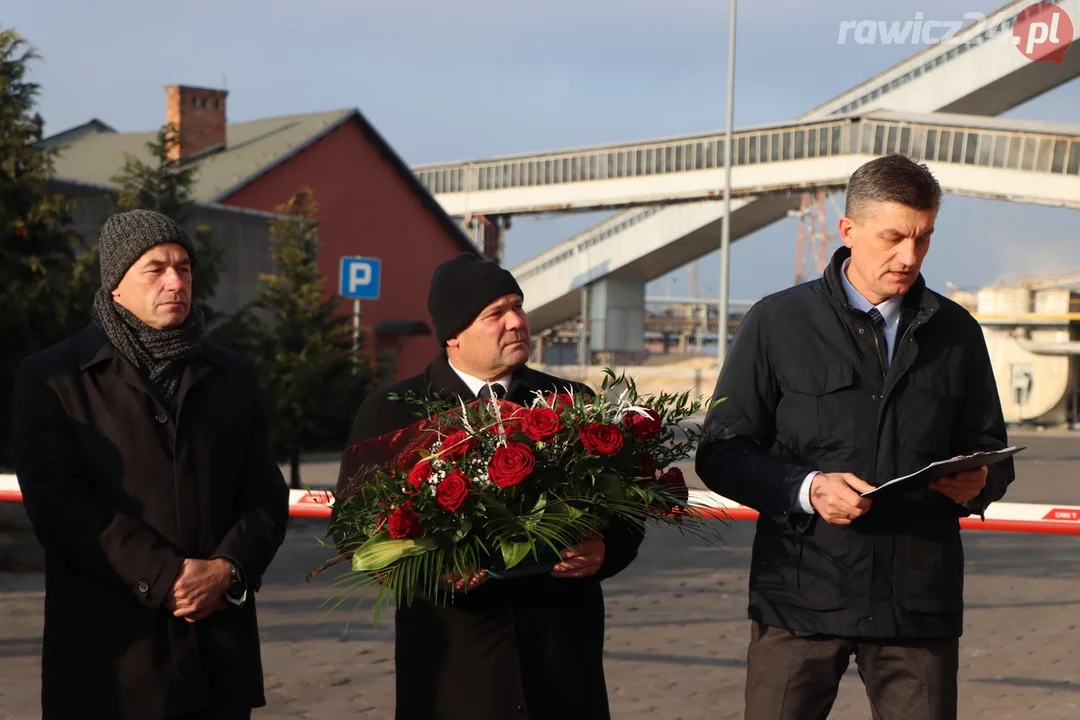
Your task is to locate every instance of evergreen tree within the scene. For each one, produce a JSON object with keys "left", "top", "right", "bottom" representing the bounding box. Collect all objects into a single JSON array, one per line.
[
  {"left": 0, "top": 27, "right": 91, "bottom": 466},
  {"left": 243, "top": 189, "right": 384, "bottom": 487},
  {"left": 109, "top": 126, "right": 227, "bottom": 326}
]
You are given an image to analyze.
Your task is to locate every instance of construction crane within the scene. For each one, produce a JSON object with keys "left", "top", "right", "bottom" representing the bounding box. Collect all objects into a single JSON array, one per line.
[{"left": 791, "top": 189, "right": 844, "bottom": 284}]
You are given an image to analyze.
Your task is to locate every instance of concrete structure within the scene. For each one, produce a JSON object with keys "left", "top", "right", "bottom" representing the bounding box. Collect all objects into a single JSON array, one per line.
[
  {"left": 492, "top": 111, "right": 1080, "bottom": 338},
  {"left": 412, "top": 0, "right": 1080, "bottom": 355},
  {"left": 44, "top": 85, "right": 481, "bottom": 380},
  {"left": 972, "top": 283, "right": 1080, "bottom": 425},
  {"left": 417, "top": 111, "right": 1080, "bottom": 218}
]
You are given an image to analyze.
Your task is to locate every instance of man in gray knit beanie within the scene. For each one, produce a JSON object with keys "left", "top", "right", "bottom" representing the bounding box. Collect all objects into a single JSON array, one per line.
[
  {"left": 91, "top": 208, "right": 206, "bottom": 409},
  {"left": 13, "top": 206, "right": 288, "bottom": 719}
]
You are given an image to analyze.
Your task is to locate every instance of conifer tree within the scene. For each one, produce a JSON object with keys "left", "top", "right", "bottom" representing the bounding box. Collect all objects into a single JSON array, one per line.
[
  {"left": 243, "top": 188, "right": 384, "bottom": 487},
  {"left": 0, "top": 27, "right": 91, "bottom": 466}
]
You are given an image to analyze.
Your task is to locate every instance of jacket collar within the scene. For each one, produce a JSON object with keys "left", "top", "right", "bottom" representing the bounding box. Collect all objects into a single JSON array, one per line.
[
  {"left": 75, "top": 323, "right": 227, "bottom": 370},
  {"left": 428, "top": 352, "right": 475, "bottom": 398},
  {"left": 822, "top": 246, "right": 937, "bottom": 320},
  {"left": 75, "top": 324, "right": 115, "bottom": 371},
  {"left": 73, "top": 323, "right": 225, "bottom": 410},
  {"left": 427, "top": 351, "right": 538, "bottom": 404}
]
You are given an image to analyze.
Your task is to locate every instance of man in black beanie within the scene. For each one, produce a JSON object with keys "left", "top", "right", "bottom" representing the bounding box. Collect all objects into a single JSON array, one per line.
[
  {"left": 13, "top": 209, "right": 289, "bottom": 719},
  {"left": 339, "top": 251, "right": 645, "bottom": 720}
]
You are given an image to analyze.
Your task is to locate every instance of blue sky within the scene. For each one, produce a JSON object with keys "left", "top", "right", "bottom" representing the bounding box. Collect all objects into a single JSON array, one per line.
[{"left": 8, "top": 0, "right": 1080, "bottom": 302}]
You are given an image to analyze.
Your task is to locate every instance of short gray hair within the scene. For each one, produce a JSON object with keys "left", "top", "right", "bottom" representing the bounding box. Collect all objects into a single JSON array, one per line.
[{"left": 844, "top": 154, "right": 942, "bottom": 220}]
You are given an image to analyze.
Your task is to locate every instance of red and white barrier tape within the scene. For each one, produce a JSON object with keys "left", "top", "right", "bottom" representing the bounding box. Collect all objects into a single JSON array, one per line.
[{"left": 2, "top": 475, "right": 1079, "bottom": 535}]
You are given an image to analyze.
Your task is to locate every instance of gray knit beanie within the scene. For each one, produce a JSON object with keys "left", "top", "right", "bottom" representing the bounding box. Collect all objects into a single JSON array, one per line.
[{"left": 98, "top": 209, "right": 196, "bottom": 290}]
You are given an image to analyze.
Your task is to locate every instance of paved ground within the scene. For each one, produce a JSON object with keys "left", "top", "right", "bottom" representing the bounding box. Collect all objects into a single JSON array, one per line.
[{"left": 1, "top": 429, "right": 1078, "bottom": 719}]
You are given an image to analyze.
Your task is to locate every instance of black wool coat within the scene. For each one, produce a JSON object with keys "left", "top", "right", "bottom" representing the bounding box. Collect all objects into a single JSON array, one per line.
[
  {"left": 338, "top": 353, "right": 645, "bottom": 720},
  {"left": 696, "top": 247, "right": 1014, "bottom": 640},
  {"left": 13, "top": 325, "right": 290, "bottom": 719}
]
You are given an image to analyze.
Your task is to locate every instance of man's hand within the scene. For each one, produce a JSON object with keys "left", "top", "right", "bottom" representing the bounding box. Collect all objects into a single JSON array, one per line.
[
  {"left": 165, "top": 558, "right": 232, "bottom": 622},
  {"left": 930, "top": 466, "right": 987, "bottom": 504},
  {"left": 810, "top": 472, "right": 875, "bottom": 525},
  {"left": 551, "top": 536, "right": 605, "bottom": 578},
  {"left": 439, "top": 568, "right": 487, "bottom": 593}
]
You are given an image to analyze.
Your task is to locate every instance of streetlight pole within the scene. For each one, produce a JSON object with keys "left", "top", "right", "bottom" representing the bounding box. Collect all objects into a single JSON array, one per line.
[{"left": 717, "top": 0, "right": 737, "bottom": 368}]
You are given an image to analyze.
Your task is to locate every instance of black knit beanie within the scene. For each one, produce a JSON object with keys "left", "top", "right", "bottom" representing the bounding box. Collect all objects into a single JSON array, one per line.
[
  {"left": 98, "top": 209, "right": 196, "bottom": 290},
  {"left": 427, "top": 252, "right": 524, "bottom": 346}
]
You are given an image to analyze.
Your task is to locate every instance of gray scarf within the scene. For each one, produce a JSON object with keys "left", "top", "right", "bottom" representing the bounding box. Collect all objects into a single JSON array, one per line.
[{"left": 91, "top": 287, "right": 206, "bottom": 409}]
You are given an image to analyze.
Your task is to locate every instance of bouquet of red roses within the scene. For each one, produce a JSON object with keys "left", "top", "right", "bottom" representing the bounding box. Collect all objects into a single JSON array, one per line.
[{"left": 319, "top": 370, "right": 723, "bottom": 624}]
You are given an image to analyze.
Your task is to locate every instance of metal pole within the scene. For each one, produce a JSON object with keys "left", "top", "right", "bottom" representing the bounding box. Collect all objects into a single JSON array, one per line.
[
  {"left": 717, "top": 0, "right": 737, "bottom": 368},
  {"left": 578, "top": 285, "right": 589, "bottom": 379},
  {"left": 353, "top": 298, "right": 361, "bottom": 353}
]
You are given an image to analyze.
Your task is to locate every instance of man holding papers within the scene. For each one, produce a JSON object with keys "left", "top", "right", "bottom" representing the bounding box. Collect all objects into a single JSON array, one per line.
[{"left": 696, "top": 154, "right": 1014, "bottom": 720}]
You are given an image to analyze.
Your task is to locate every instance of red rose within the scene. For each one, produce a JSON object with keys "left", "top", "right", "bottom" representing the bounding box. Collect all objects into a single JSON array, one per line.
[
  {"left": 658, "top": 467, "right": 688, "bottom": 504},
  {"left": 521, "top": 407, "right": 563, "bottom": 442},
  {"left": 487, "top": 442, "right": 535, "bottom": 488},
  {"left": 635, "top": 455, "right": 658, "bottom": 481},
  {"left": 579, "top": 422, "right": 624, "bottom": 456},
  {"left": 435, "top": 470, "right": 470, "bottom": 512},
  {"left": 544, "top": 392, "right": 575, "bottom": 412},
  {"left": 440, "top": 429, "right": 477, "bottom": 460},
  {"left": 407, "top": 459, "right": 433, "bottom": 491},
  {"left": 387, "top": 504, "right": 423, "bottom": 539},
  {"left": 624, "top": 408, "right": 662, "bottom": 440}
]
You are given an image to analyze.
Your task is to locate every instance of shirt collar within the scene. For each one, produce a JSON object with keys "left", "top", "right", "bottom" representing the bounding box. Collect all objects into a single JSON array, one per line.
[
  {"left": 447, "top": 359, "right": 512, "bottom": 397},
  {"left": 840, "top": 258, "right": 902, "bottom": 327}
]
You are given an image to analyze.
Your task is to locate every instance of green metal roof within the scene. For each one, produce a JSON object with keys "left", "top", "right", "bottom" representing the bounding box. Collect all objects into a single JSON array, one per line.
[{"left": 48, "top": 109, "right": 356, "bottom": 203}]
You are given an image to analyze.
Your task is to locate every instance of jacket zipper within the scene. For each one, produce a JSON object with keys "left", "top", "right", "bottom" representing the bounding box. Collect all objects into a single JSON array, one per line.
[
  {"left": 871, "top": 317, "right": 922, "bottom": 478},
  {"left": 870, "top": 329, "right": 887, "bottom": 381},
  {"left": 869, "top": 324, "right": 886, "bottom": 486}
]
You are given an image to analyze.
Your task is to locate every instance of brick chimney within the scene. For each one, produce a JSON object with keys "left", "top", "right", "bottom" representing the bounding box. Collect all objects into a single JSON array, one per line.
[{"left": 164, "top": 85, "right": 228, "bottom": 163}]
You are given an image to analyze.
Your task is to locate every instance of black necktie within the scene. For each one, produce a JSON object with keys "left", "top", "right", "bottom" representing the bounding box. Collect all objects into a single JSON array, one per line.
[
  {"left": 867, "top": 308, "right": 885, "bottom": 329},
  {"left": 478, "top": 383, "right": 506, "bottom": 400}
]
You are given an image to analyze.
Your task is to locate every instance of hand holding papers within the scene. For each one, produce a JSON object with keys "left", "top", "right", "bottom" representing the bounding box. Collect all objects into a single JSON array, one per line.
[{"left": 861, "top": 446, "right": 1025, "bottom": 498}]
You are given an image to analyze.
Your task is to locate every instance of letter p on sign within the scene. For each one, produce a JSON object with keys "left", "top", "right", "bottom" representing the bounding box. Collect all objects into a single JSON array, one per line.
[
  {"left": 339, "top": 256, "right": 382, "bottom": 300},
  {"left": 349, "top": 263, "right": 370, "bottom": 293},
  {"left": 1014, "top": 2, "right": 1074, "bottom": 63}
]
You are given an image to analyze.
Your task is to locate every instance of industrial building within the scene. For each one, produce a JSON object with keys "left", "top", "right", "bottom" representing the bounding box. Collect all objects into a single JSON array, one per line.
[{"left": 953, "top": 276, "right": 1080, "bottom": 426}]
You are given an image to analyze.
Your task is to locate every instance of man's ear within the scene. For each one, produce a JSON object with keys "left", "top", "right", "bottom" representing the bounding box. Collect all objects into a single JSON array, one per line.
[
  {"left": 838, "top": 216, "right": 857, "bottom": 249},
  {"left": 446, "top": 335, "right": 460, "bottom": 349}
]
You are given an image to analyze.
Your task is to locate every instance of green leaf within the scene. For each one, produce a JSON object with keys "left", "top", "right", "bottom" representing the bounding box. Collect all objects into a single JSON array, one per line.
[
  {"left": 452, "top": 519, "right": 474, "bottom": 542},
  {"left": 542, "top": 501, "right": 584, "bottom": 523},
  {"left": 500, "top": 538, "right": 534, "bottom": 570},
  {"left": 594, "top": 473, "right": 626, "bottom": 501},
  {"left": 532, "top": 492, "right": 548, "bottom": 513},
  {"left": 351, "top": 533, "right": 437, "bottom": 572}
]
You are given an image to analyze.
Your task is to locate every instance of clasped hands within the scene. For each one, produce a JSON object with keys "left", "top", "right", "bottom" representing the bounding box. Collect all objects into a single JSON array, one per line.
[
  {"left": 164, "top": 558, "right": 233, "bottom": 623},
  {"left": 810, "top": 466, "right": 987, "bottom": 525},
  {"left": 438, "top": 534, "right": 606, "bottom": 594}
]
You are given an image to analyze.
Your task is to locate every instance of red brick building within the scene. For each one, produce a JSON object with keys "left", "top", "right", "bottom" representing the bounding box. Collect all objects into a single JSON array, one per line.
[{"left": 46, "top": 84, "right": 479, "bottom": 380}]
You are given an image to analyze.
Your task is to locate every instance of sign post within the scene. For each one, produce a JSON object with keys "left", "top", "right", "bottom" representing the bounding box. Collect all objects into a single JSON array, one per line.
[
  {"left": 353, "top": 298, "right": 361, "bottom": 351},
  {"left": 339, "top": 257, "right": 382, "bottom": 356}
]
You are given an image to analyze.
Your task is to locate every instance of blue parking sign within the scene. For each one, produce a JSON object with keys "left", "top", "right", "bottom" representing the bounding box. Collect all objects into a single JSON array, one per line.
[{"left": 339, "top": 257, "right": 381, "bottom": 300}]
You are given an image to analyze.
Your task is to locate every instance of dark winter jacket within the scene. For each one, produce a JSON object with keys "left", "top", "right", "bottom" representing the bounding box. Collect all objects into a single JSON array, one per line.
[
  {"left": 695, "top": 247, "right": 1013, "bottom": 640},
  {"left": 13, "top": 324, "right": 289, "bottom": 719}
]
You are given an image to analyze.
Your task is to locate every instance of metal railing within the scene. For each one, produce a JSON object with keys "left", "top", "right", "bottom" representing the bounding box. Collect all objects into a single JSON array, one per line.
[
  {"left": 415, "top": 116, "right": 1080, "bottom": 200},
  {"left": 514, "top": 207, "right": 661, "bottom": 282}
]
